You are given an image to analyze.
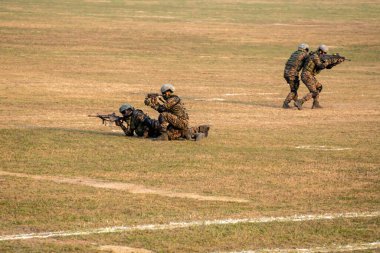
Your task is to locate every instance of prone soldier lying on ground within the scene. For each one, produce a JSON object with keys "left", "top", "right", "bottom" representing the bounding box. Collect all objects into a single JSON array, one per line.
[
  {"left": 89, "top": 104, "right": 161, "bottom": 138},
  {"left": 144, "top": 84, "right": 210, "bottom": 141}
]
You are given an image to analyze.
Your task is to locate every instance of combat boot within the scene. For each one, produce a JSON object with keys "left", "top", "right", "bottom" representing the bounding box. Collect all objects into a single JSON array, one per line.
[
  {"left": 294, "top": 99, "right": 304, "bottom": 110},
  {"left": 198, "top": 125, "right": 210, "bottom": 137},
  {"left": 282, "top": 102, "right": 291, "bottom": 109},
  {"left": 195, "top": 133, "right": 205, "bottom": 141},
  {"left": 182, "top": 129, "right": 192, "bottom": 140},
  {"left": 312, "top": 100, "right": 322, "bottom": 109},
  {"left": 154, "top": 132, "right": 169, "bottom": 141}
]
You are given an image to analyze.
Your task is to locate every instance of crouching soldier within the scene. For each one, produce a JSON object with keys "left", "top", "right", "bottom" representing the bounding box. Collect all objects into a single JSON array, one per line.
[
  {"left": 116, "top": 103, "right": 161, "bottom": 138},
  {"left": 144, "top": 84, "right": 209, "bottom": 141}
]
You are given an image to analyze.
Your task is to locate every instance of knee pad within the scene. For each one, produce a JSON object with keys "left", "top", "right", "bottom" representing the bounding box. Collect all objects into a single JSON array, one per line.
[{"left": 317, "top": 85, "right": 323, "bottom": 93}]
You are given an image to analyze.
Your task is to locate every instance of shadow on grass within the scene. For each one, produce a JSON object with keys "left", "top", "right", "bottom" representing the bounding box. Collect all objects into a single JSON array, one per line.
[
  {"left": 18, "top": 125, "right": 128, "bottom": 137},
  {"left": 221, "top": 100, "right": 282, "bottom": 109}
]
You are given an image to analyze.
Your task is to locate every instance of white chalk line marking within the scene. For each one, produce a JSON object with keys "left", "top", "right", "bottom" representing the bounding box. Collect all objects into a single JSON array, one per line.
[
  {"left": 295, "top": 145, "right": 352, "bottom": 151},
  {"left": 0, "top": 171, "right": 248, "bottom": 203},
  {"left": 0, "top": 211, "right": 378, "bottom": 241},
  {"left": 215, "top": 241, "right": 380, "bottom": 253}
]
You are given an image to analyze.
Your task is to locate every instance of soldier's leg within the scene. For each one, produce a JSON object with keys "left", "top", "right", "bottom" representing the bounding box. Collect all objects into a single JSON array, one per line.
[
  {"left": 143, "top": 116, "right": 161, "bottom": 137},
  {"left": 167, "top": 127, "right": 182, "bottom": 140},
  {"left": 295, "top": 75, "right": 317, "bottom": 110},
  {"left": 283, "top": 76, "right": 295, "bottom": 108},
  {"left": 157, "top": 112, "right": 188, "bottom": 141},
  {"left": 160, "top": 112, "right": 188, "bottom": 130},
  {"left": 312, "top": 83, "right": 323, "bottom": 109},
  {"left": 293, "top": 76, "right": 300, "bottom": 102},
  {"left": 157, "top": 113, "right": 170, "bottom": 141}
]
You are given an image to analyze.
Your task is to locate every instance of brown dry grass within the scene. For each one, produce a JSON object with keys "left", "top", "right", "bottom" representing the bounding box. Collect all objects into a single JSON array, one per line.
[{"left": 0, "top": 0, "right": 379, "bottom": 252}]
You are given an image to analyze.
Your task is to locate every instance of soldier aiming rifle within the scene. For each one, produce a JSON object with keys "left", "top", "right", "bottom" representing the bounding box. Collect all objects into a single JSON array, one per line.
[
  {"left": 89, "top": 104, "right": 161, "bottom": 138},
  {"left": 295, "top": 45, "right": 349, "bottom": 110}
]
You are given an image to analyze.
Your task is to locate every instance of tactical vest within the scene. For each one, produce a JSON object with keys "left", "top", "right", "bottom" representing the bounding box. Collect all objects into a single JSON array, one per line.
[
  {"left": 303, "top": 52, "right": 323, "bottom": 76},
  {"left": 125, "top": 109, "right": 147, "bottom": 136},
  {"left": 284, "top": 49, "right": 308, "bottom": 77}
]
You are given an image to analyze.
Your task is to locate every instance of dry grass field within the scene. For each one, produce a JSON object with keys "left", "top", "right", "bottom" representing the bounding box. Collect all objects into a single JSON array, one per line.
[{"left": 0, "top": 0, "right": 379, "bottom": 252}]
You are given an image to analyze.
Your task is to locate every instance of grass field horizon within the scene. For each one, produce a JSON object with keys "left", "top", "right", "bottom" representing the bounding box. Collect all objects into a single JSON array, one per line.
[{"left": 1, "top": 0, "right": 379, "bottom": 252}]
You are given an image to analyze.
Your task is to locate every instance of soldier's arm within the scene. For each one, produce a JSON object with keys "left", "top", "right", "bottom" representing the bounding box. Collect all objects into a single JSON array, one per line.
[
  {"left": 154, "top": 96, "right": 180, "bottom": 113},
  {"left": 298, "top": 52, "right": 309, "bottom": 71},
  {"left": 314, "top": 55, "right": 328, "bottom": 71},
  {"left": 118, "top": 122, "right": 134, "bottom": 136}
]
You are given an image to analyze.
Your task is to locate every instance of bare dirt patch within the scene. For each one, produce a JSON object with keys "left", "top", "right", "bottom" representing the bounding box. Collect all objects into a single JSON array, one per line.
[
  {"left": 0, "top": 171, "right": 248, "bottom": 203},
  {"left": 99, "top": 245, "right": 153, "bottom": 253}
]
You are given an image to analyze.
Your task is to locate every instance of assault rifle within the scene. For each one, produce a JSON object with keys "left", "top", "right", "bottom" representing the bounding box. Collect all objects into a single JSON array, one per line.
[
  {"left": 88, "top": 113, "right": 123, "bottom": 126},
  {"left": 145, "top": 93, "right": 165, "bottom": 106},
  {"left": 321, "top": 53, "right": 351, "bottom": 69}
]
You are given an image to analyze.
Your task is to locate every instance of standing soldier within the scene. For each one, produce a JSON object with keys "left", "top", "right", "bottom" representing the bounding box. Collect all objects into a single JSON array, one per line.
[
  {"left": 282, "top": 43, "right": 310, "bottom": 109},
  {"left": 116, "top": 103, "right": 161, "bottom": 137},
  {"left": 295, "top": 44, "right": 329, "bottom": 110}
]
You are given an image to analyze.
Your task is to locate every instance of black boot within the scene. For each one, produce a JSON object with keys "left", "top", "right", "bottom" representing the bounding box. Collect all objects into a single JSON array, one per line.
[
  {"left": 282, "top": 101, "right": 291, "bottom": 109},
  {"left": 312, "top": 100, "right": 322, "bottom": 109},
  {"left": 198, "top": 125, "right": 210, "bottom": 137},
  {"left": 195, "top": 133, "right": 205, "bottom": 141},
  {"left": 294, "top": 99, "right": 304, "bottom": 110}
]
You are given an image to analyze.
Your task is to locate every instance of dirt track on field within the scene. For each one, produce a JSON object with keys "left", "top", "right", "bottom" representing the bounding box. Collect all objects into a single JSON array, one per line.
[{"left": 0, "top": 170, "right": 249, "bottom": 203}]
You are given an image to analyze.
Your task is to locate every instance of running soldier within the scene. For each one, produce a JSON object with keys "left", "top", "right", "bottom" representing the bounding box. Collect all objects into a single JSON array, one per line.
[
  {"left": 295, "top": 45, "right": 329, "bottom": 109},
  {"left": 116, "top": 103, "right": 161, "bottom": 137},
  {"left": 144, "top": 84, "right": 208, "bottom": 141},
  {"left": 283, "top": 43, "right": 310, "bottom": 108}
]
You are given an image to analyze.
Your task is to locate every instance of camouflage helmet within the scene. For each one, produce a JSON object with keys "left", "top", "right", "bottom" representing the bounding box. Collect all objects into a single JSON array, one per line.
[
  {"left": 119, "top": 103, "right": 134, "bottom": 113},
  {"left": 160, "top": 83, "right": 175, "bottom": 94},
  {"left": 318, "top": 44, "right": 329, "bottom": 53},
  {"left": 298, "top": 43, "right": 309, "bottom": 51}
]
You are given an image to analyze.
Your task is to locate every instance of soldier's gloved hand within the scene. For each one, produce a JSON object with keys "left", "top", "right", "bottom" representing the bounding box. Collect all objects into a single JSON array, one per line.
[{"left": 115, "top": 120, "right": 122, "bottom": 126}]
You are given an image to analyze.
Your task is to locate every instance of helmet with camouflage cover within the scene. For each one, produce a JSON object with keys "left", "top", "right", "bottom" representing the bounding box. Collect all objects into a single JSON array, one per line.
[
  {"left": 298, "top": 43, "right": 309, "bottom": 51},
  {"left": 161, "top": 84, "right": 175, "bottom": 94},
  {"left": 119, "top": 103, "right": 134, "bottom": 113},
  {"left": 318, "top": 44, "right": 329, "bottom": 54}
]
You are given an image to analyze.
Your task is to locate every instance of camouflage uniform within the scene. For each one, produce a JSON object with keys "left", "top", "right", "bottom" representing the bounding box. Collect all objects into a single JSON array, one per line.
[
  {"left": 120, "top": 109, "right": 160, "bottom": 138},
  {"left": 298, "top": 52, "right": 328, "bottom": 108},
  {"left": 283, "top": 48, "right": 309, "bottom": 107},
  {"left": 145, "top": 84, "right": 209, "bottom": 141},
  {"left": 153, "top": 94, "right": 189, "bottom": 139}
]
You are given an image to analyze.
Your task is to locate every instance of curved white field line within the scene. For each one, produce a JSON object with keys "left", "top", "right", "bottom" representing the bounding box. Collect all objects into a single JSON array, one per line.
[
  {"left": 0, "top": 211, "right": 378, "bottom": 241},
  {"left": 295, "top": 145, "right": 352, "bottom": 151},
  {"left": 216, "top": 241, "right": 380, "bottom": 253}
]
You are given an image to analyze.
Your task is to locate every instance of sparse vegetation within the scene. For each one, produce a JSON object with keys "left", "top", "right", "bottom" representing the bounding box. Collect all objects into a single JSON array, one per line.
[{"left": 0, "top": 0, "right": 379, "bottom": 252}]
